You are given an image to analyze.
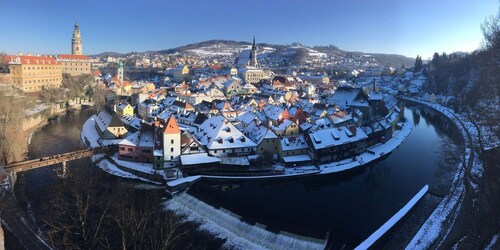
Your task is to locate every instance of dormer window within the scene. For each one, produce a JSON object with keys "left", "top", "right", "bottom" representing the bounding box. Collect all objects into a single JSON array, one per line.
[
  {"left": 217, "top": 137, "right": 223, "bottom": 144},
  {"left": 229, "top": 137, "right": 234, "bottom": 143}
]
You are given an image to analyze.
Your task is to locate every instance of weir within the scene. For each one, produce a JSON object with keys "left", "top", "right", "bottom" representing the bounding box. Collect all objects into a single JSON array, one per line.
[{"left": 166, "top": 192, "right": 326, "bottom": 250}]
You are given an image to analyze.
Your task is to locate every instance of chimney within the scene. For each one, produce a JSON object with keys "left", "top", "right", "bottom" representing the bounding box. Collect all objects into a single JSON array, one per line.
[
  {"left": 18, "top": 51, "right": 23, "bottom": 56},
  {"left": 27, "top": 52, "right": 31, "bottom": 56},
  {"left": 373, "top": 79, "right": 377, "bottom": 92}
]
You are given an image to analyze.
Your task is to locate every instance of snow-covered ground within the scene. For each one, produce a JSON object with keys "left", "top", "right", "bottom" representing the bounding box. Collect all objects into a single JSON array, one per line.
[
  {"left": 80, "top": 115, "right": 101, "bottom": 148},
  {"left": 165, "top": 192, "right": 326, "bottom": 250},
  {"left": 96, "top": 159, "right": 162, "bottom": 185}
]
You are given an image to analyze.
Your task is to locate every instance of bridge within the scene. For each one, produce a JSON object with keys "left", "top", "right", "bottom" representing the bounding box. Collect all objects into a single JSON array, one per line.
[
  {"left": 0, "top": 145, "right": 117, "bottom": 250},
  {"left": 3, "top": 145, "right": 117, "bottom": 174}
]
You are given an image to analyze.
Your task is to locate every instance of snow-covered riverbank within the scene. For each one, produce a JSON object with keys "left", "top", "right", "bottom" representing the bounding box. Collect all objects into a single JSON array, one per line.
[{"left": 403, "top": 97, "right": 484, "bottom": 249}]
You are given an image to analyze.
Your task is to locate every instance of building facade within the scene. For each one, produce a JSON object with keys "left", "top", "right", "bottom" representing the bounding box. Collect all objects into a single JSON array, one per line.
[
  {"left": 57, "top": 54, "right": 92, "bottom": 76},
  {"left": 7, "top": 55, "right": 62, "bottom": 92}
]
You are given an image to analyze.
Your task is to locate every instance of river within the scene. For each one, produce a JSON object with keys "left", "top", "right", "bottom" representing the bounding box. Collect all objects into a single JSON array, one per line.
[{"left": 13, "top": 104, "right": 462, "bottom": 249}]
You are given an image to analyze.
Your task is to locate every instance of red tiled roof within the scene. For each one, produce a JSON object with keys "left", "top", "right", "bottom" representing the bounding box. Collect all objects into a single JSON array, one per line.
[
  {"left": 57, "top": 54, "right": 91, "bottom": 61},
  {"left": 164, "top": 115, "right": 181, "bottom": 134},
  {"left": 7, "top": 55, "right": 60, "bottom": 65}
]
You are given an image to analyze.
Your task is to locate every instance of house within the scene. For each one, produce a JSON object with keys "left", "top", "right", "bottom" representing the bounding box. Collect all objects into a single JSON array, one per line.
[
  {"left": 196, "top": 115, "right": 257, "bottom": 157},
  {"left": 118, "top": 124, "right": 154, "bottom": 163},
  {"left": 115, "top": 102, "right": 134, "bottom": 117},
  {"left": 243, "top": 82, "right": 258, "bottom": 94},
  {"left": 271, "top": 119, "right": 300, "bottom": 137},
  {"left": 173, "top": 65, "right": 189, "bottom": 82},
  {"left": 222, "top": 78, "right": 243, "bottom": 97},
  {"left": 94, "top": 110, "right": 127, "bottom": 139},
  {"left": 263, "top": 104, "right": 291, "bottom": 126},
  {"left": 245, "top": 120, "right": 279, "bottom": 159},
  {"left": 279, "top": 135, "right": 312, "bottom": 166},
  {"left": 289, "top": 107, "right": 308, "bottom": 124},
  {"left": 179, "top": 130, "right": 221, "bottom": 167},
  {"left": 307, "top": 125, "right": 368, "bottom": 164}
]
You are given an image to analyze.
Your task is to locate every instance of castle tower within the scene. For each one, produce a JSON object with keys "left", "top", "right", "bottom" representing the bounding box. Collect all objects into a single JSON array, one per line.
[
  {"left": 71, "top": 21, "right": 83, "bottom": 55},
  {"left": 163, "top": 115, "right": 181, "bottom": 166},
  {"left": 117, "top": 60, "right": 124, "bottom": 82},
  {"left": 250, "top": 36, "right": 258, "bottom": 67}
]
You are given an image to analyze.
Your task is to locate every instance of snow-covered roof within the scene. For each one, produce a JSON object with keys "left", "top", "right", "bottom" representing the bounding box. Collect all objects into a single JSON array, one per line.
[
  {"left": 119, "top": 131, "right": 140, "bottom": 147},
  {"left": 272, "top": 119, "right": 293, "bottom": 131},
  {"left": 263, "top": 104, "right": 285, "bottom": 121},
  {"left": 236, "top": 111, "right": 257, "bottom": 125},
  {"left": 181, "top": 153, "right": 221, "bottom": 165},
  {"left": 280, "top": 135, "right": 309, "bottom": 151},
  {"left": 282, "top": 154, "right": 312, "bottom": 163},
  {"left": 138, "top": 129, "right": 154, "bottom": 148},
  {"left": 245, "top": 120, "right": 277, "bottom": 144},
  {"left": 120, "top": 115, "right": 141, "bottom": 130},
  {"left": 308, "top": 126, "right": 368, "bottom": 150},
  {"left": 95, "top": 110, "right": 119, "bottom": 132},
  {"left": 197, "top": 115, "right": 257, "bottom": 150}
]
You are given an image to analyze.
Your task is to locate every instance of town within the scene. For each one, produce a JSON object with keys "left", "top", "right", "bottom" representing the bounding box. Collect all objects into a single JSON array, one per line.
[
  {"left": 0, "top": 22, "right": 447, "bottom": 181},
  {"left": 1, "top": 5, "right": 499, "bottom": 248}
]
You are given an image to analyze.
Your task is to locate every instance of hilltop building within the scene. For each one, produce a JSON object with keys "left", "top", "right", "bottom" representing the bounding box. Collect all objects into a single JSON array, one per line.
[
  {"left": 236, "top": 37, "right": 272, "bottom": 84},
  {"left": 57, "top": 22, "right": 92, "bottom": 76},
  {"left": 4, "top": 54, "right": 62, "bottom": 92},
  {"left": 71, "top": 21, "right": 83, "bottom": 55}
]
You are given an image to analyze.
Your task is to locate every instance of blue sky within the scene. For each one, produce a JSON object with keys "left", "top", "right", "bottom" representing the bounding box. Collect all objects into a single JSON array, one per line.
[{"left": 0, "top": 0, "right": 498, "bottom": 59}]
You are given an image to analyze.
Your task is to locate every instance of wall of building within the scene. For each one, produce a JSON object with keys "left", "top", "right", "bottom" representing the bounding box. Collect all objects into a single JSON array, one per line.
[
  {"left": 9, "top": 63, "right": 62, "bottom": 92},
  {"left": 209, "top": 146, "right": 256, "bottom": 157},
  {"left": 257, "top": 138, "right": 279, "bottom": 156},
  {"left": 61, "top": 61, "right": 91, "bottom": 76}
]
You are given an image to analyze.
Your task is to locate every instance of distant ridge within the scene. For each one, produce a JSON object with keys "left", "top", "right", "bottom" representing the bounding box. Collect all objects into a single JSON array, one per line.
[{"left": 91, "top": 39, "right": 415, "bottom": 67}]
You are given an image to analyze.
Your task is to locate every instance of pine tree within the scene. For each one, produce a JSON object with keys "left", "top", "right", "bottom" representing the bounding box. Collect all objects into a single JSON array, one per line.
[{"left": 414, "top": 55, "right": 423, "bottom": 71}]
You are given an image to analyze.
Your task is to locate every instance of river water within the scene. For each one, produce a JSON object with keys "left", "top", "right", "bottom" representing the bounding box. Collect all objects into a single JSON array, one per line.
[{"left": 14, "top": 105, "right": 462, "bottom": 249}]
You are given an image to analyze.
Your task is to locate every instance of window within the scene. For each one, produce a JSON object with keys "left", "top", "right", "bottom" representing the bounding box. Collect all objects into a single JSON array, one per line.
[
  {"left": 128, "top": 148, "right": 133, "bottom": 152},
  {"left": 171, "top": 139, "right": 174, "bottom": 144},
  {"left": 170, "top": 156, "right": 173, "bottom": 160},
  {"left": 119, "top": 147, "right": 125, "bottom": 151},
  {"left": 171, "top": 148, "right": 174, "bottom": 152}
]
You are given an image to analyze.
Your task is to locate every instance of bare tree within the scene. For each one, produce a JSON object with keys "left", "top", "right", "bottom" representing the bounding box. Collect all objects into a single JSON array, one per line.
[
  {"left": 481, "top": 9, "right": 500, "bottom": 50},
  {"left": 0, "top": 92, "right": 27, "bottom": 164},
  {"left": 90, "top": 83, "right": 110, "bottom": 112}
]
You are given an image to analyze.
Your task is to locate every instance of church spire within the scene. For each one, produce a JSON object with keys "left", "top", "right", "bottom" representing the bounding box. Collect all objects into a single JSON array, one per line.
[{"left": 250, "top": 35, "right": 258, "bottom": 67}]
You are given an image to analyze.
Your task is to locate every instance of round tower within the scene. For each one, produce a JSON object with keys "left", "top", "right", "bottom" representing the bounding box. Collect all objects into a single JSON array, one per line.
[{"left": 72, "top": 21, "right": 83, "bottom": 55}]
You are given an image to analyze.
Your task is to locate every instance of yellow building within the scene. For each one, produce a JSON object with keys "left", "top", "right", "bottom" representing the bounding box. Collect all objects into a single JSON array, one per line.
[
  {"left": 116, "top": 103, "right": 134, "bottom": 117},
  {"left": 57, "top": 54, "right": 92, "bottom": 76},
  {"left": 173, "top": 65, "right": 189, "bottom": 82},
  {"left": 7, "top": 55, "right": 62, "bottom": 92},
  {"left": 239, "top": 67, "right": 271, "bottom": 84}
]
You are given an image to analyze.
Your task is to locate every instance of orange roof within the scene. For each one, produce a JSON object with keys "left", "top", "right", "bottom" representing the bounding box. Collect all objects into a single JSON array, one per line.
[
  {"left": 164, "top": 115, "right": 181, "bottom": 134},
  {"left": 57, "top": 54, "right": 91, "bottom": 61},
  {"left": 7, "top": 55, "right": 60, "bottom": 65}
]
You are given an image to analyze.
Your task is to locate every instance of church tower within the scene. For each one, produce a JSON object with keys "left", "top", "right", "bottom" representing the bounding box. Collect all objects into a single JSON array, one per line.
[
  {"left": 249, "top": 36, "right": 258, "bottom": 67},
  {"left": 117, "top": 60, "right": 124, "bottom": 82},
  {"left": 71, "top": 21, "right": 83, "bottom": 55}
]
